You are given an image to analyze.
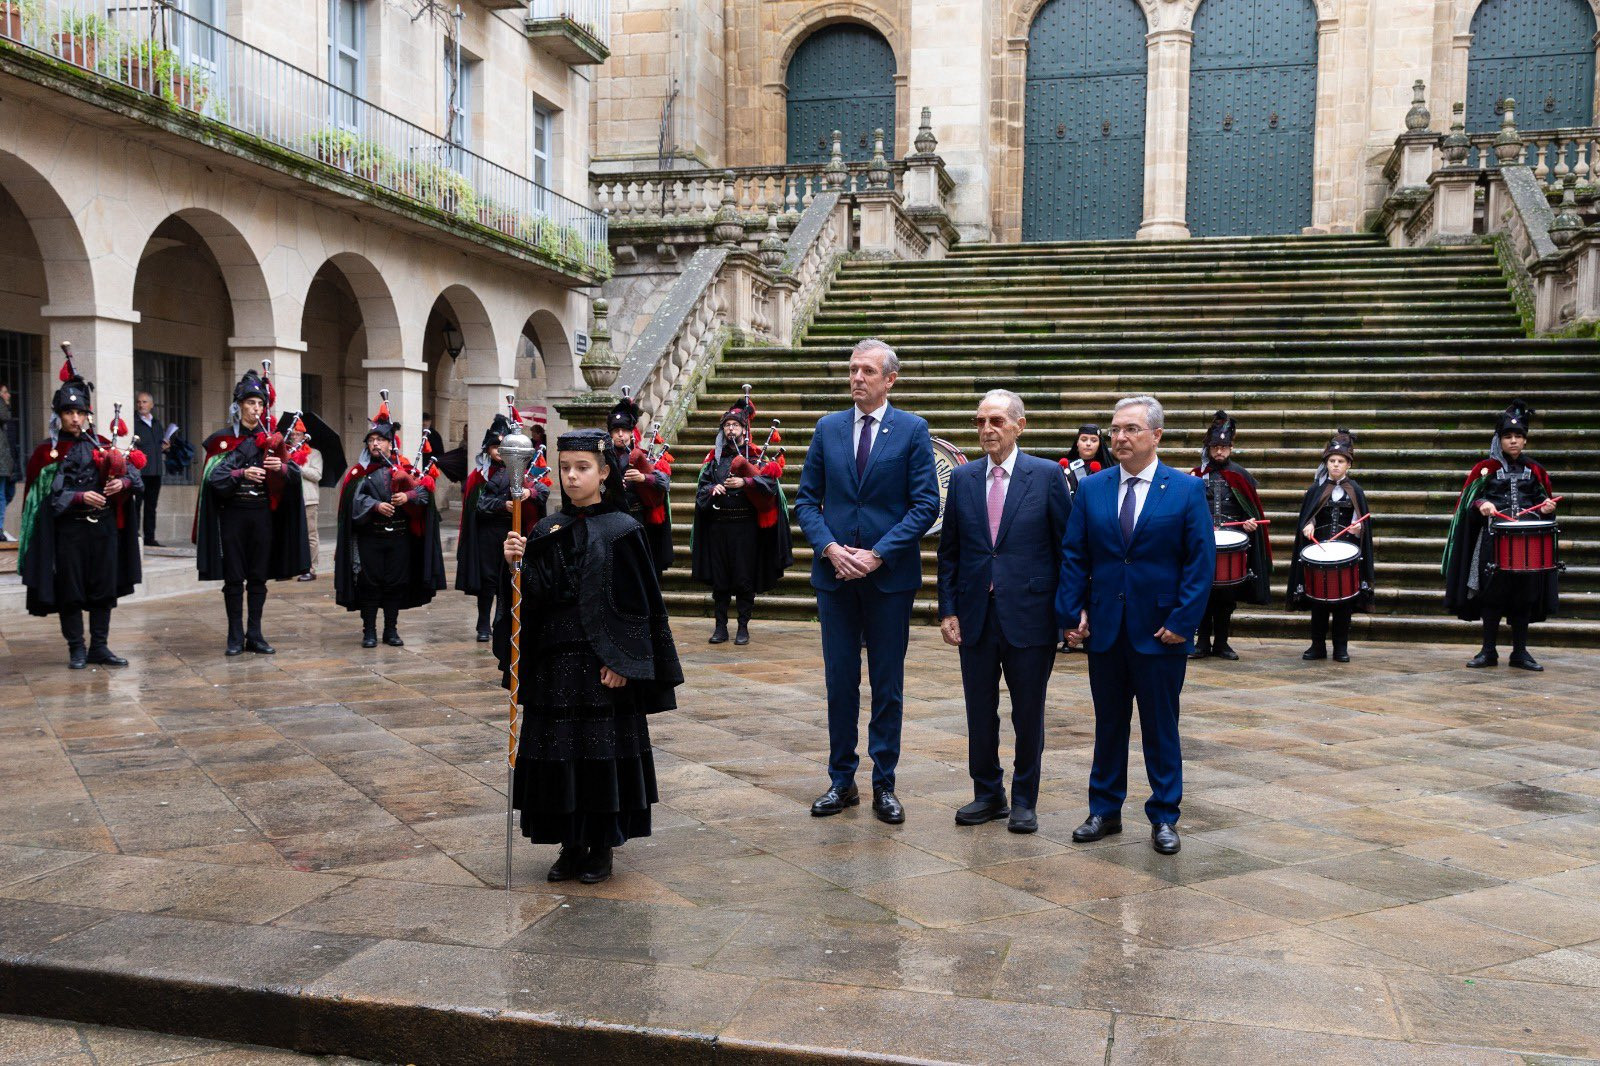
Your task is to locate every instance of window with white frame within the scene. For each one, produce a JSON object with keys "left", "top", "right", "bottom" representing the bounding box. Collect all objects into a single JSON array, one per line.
[
  {"left": 329, "top": 0, "right": 365, "bottom": 130},
  {"left": 176, "top": 0, "right": 223, "bottom": 70},
  {"left": 531, "top": 103, "right": 553, "bottom": 191},
  {"left": 445, "top": 44, "right": 478, "bottom": 163}
]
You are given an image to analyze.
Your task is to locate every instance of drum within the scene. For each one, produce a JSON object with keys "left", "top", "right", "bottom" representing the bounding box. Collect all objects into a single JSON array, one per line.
[
  {"left": 928, "top": 436, "right": 969, "bottom": 537},
  {"left": 1492, "top": 519, "right": 1558, "bottom": 572},
  {"left": 1300, "top": 541, "right": 1362, "bottom": 602},
  {"left": 1213, "top": 529, "right": 1250, "bottom": 586}
]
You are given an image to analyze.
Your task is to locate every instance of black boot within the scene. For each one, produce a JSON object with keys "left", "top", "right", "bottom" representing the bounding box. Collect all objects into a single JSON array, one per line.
[
  {"left": 1332, "top": 609, "right": 1352, "bottom": 663},
  {"left": 579, "top": 846, "right": 613, "bottom": 884},
  {"left": 361, "top": 607, "right": 378, "bottom": 648},
  {"left": 1509, "top": 618, "right": 1542, "bottom": 671},
  {"left": 734, "top": 594, "right": 753, "bottom": 646},
  {"left": 476, "top": 592, "right": 494, "bottom": 642},
  {"left": 85, "top": 606, "right": 127, "bottom": 667},
  {"left": 223, "top": 585, "right": 245, "bottom": 656},
  {"left": 60, "top": 610, "right": 87, "bottom": 669},
  {"left": 547, "top": 845, "right": 584, "bottom": 882},
  {"left": 382, "top": 607, "right": 404, "bottom": 647},
  {"left": 708, "top": 594, "right": 730, "bottom": 644},
  {"left": 1302, "top": 606, "right": 1328, "bottom": 660},
  {"left": 1213, "top": 607, "right": 1238, "bottom": 660},
  {"left": 244, "top": 584, "right": 274, "bottom": 654},
  {"left": 1468, "top": 617, "right": 1500, "bottom": 668}
]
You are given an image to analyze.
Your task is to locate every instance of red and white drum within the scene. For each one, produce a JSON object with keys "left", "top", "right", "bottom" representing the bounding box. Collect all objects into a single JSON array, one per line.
[
  {"left": 1213, "top": 529, "right": 1250, "bottom": 587},
  {"left": 1300, "top": 541, "right": 1362, "bottom": 603},
  {"left": 1492, "top": 519, "right": 1558, "bottom": 573}
]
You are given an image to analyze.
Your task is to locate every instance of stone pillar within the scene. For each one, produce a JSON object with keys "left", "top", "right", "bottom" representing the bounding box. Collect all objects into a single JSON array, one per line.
[
  {"left": 462, "top": 375, "right": 519, "bottom": 453},
  {"left": 1138, "top": 28, "right": 1193, "bottom": 241},
  {"left": 854, "top": 191, "right": 903, "bottom": 256},
  {"left": 1310, "top": 16, "right": 1342, "bottom": 231},
  {"left": 229, "top": 339, "right": 308, "bottom": 416},
  {"left": 40, "top": 306, "right": 139, "bottom": 418},
  {"left": 360, "top": 357, "right": 426, "bottom": 443}
]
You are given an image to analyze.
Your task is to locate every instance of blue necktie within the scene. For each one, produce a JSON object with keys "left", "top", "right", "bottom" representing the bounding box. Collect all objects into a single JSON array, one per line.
[
  {"left": 855, "top": 414, "right": 874, "bottom": 478},
  {"left": 1120, "top": 476, "right": 1138, "bottom": 543}
]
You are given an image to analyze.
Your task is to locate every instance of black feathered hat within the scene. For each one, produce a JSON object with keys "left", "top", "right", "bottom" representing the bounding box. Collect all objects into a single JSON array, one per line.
[
  {"left": 51, "top": 346, "right": 92, "bottom": 414},
  {"left": 1203, "top": 410, "right": 1237, "bottom": 449},
  {"left": 363, "top": 390, "right": 397, "bottom": 444},
  {"left": 720, "top": 395, "right": 754, "bottom": 432},
  {"left": 1322, "top": 428, "right": 1356, "bottom": 462},
  {"left": 1077, "top": 423, "right": 1102, "bottom": 438},
  {"left": 480, "top": 413, "right": 512, "bottom": 453},
  {"left": 232, "top": 369, "right": 270, "bottom": 405},
  {"left": 608, "top": 391, "right": 642, "bottom": 434},
  {"left": 1495, "top": 399, "right": 1534, "bottom": 438}
]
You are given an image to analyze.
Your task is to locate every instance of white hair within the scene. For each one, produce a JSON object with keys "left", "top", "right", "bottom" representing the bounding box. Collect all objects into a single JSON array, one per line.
[
  {"left": 852, "top": 337, "right": 899, "bottom": 377},
  {"left": 1114, "top": 395, "right": 1164, "bottom": 430},
  {"left": 980, "top": 389, "right": 1025, "bottom": 422}
]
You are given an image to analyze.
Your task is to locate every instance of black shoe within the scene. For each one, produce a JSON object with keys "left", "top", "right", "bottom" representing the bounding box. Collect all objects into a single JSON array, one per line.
[
  {"left": 383, "top": 629, "right": 404, "bottom": 647},
  {"left": 810, "top": 783, "right": 860, "bottom": 817},
  {"left": 67, "top": 646, "right": 87, "bottom": 670},
  {"left": 579, "top": 846, "right": 613, "bottom": 884},
  {"left": 1187, "top": 646, "right": 1211, "bottom": 661},
  {"left": 1071, "top": 814, "right": 1122, "bottom": 842},
  {"left": 1510, "top": 653, "right": 1544, "bottom": 672},
  {"left": 1466, "top": 650, "right": 1498, "bottom": 668},
  {"left": 245, "top": 636, "right": 275, "bottom": 655},
  {"left": 226, "top": 639, "right": 244, "bottom": 657},
  {"left": 361, "top": 630, "right": 378, "bottom": 649},
  {"left": 476, "top": 628, "right": 492, "bottom": 643},
  {"left": 954, "top": 798, "right": 1009, "bottom": 826},
  {"left": 1152, "top": 823, "right": 1181, "bottom": 855},
  {"left": 734, "top": 622, "right": 750, "bottom": 646},
  {"left": 873, "top": 789, "right": 905, "bottom": 825},
  {"left": 1214, "top": 644, "right": 1239, "bottom": 661},
  {"left": 1007, "top": 804, "right": 1038, "bottom": 834},
  {"left": 86, "top": 647, "right": 128, "bottom": 667},
  {"left": 547, "top": 846, "right": 584, "bottom": 882},
  {"left": 1332, "top": 647, "right": 1350, "bottom": 663},
  {"left": 708, "top": 622, "right": 729, "bottom": 644},
  {"left": 145, "top": 539, "right": 163, "bottom": 548},
  {"left": 1302, "top": 644, "right": 1327, "bottom": 661},
  {"left": 296, "top": 572, "right": 316, "bottom": 582}
]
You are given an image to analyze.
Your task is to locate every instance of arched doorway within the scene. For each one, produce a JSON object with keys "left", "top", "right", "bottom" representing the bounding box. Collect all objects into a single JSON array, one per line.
[
  {"left": 1467, "top": 0, "right": 1595, "bottom": 134},
  {"left": 1022, "top": 0, "right": 1148, "bottom": 242},
  {"left": 1187, "top": 0, "right": 1318, "bottom": 237},
  {"left": 785, "top": 24, "right": 896, "bottom": 166}
]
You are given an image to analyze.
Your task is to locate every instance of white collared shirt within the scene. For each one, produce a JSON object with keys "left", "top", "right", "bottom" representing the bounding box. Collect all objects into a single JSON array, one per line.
[
  {"left": 984, "top": 446, "right": 1019, "bottom": 507},
  {"left": 853, "top": 401, "right": 889, "bottom": 460},
  {"left": 1118, "top": 458, "right": 1160, "bottom": 526}
]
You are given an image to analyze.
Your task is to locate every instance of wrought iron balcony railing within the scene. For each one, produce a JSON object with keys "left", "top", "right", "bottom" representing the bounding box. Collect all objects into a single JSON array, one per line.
[
  {"left": 0, "top": 0, "right": 609, "bottom": 275},
  {"left": 527, "top": 0, "right": 608, "bottom": 48}
]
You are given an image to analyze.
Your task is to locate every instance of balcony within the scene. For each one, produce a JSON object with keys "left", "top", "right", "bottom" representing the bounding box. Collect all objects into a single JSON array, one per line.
[
  {"left": 0, "top": 0, "right": 609, "bottom": 282},
  {"left": 524, "top": 0, "right": 608, "bottom": 65}
]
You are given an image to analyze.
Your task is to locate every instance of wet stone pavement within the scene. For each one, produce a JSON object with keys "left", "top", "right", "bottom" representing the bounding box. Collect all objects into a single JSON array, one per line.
[{"left": 2, "top": 576, "right": 1600, "bottom": 1064}]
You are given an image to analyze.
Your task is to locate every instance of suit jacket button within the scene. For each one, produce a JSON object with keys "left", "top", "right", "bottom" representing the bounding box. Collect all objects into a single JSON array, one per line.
[{"left": 1118, "top": 593, "right": 1125, "bottom": 601}]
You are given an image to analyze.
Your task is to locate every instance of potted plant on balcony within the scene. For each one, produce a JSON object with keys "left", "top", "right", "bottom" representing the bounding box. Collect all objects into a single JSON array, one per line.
[
  {"left": 158, "top": 56, "right": 213, "bottom": 112},
  {"left": 306, "top": 128, "right": 358, "bottom": 169},
  {"left": 52, "top": 12, "right": 112, "bottom": 70},
  {"left": 119, "top": 39, "right": 174, "bottom": 95},
  {"left": 476, "top": 198, "right": 518, "bottom": 235},
  {"left": 1, "top": 0, "right": 41, "bottom": 42}
]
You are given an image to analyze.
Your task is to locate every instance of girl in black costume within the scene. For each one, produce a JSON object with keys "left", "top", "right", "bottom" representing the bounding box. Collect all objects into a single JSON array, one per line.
[
  {"left": 497, "top": 430, "right": 682, "bottom": 885},
  {"left": 1286, "top": 429, "right": 1375, "bottom": 663}
]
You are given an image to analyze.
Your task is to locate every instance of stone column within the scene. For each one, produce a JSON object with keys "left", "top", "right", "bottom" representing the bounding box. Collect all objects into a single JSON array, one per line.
[
  {"left": 229, "top": 339, "right": 308, "bottom": 416},
  {"left": 462, "top": 375, "right": 520, "bottom": 452},
  {"left": 1138, "top": 27, "right": 1193, "bottom": 241},
  {"left": 40, "top": 306, "right": 139, "bottom": 416},
  {"left": 1310, "top": 16, "right": 1343, "bottom": 231},
  {"left": 360, "top": 357, "right": 426, "bottom": 442}
]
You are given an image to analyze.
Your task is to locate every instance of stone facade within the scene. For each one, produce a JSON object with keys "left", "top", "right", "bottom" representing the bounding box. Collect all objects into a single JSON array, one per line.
[{"left": 597, "top": 0, "right": 1600, "bottom": 243}]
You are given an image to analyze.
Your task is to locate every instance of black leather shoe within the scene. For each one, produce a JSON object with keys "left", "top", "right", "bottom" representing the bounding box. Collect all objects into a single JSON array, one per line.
[
  {"left": 67, "top": 646, "right": 87, "bottom": 670},
  {"left": 245, "top": 637, "right": 275, "bottom": 655},
  {"left": 708, "top": 623, "right": 729, "bottom": 644},
  {"left": 810, "top": 784, "right": 859, "bottom": 817},
  {"left": 383, "top": 630, "right": 404, "bottom": 647},
  {"left": 361, "top": 631, "right": 378, "bottom": 649},
  {"left": 1215, "top": 644, "right": 1239, "bottom": 661},
  {"left": 1332, "top": 647, "right": 1350, "bottom": 663},
  {"left": 547, "top": 846, "right": 583, "bottom": 882},
  {"left": 145, "top": 539, "right": 163, "bottom": 548},
  {"left": 1510, "top": 654, "right": 1544, "bottom": 672},
  {"left": 225, "top": 639, "right": 244, "bottom": 657},
  {"left": 1187, "top": 646, "right": 1211, "bottom": 661},
  {"left": 1466, "top": 650, "right": 1498, "bottom": 668},
  {"left": 579, "top": 846, "right": 613, "bottom": 884},
  {"left": 954, "top": 798, "right": 1009, "bottom": 826},
  {"left": 476, "top": 628, "right": 492, "bottom": 643},
  {"left": 873, "top": 789, "right": 905, "bottom": 825},
  {"left": 1071, "top": 814, "right": 1122, "bottom": 842},
  {"left": 1007, "top": 804, "right": 1038, "bottom": 834},
  {"left": 734, "top": 622, "right": 750, "bottom": 646},
  {"left": 1152, "top": 823, "right": 1181, "bottom": 855},
  {"left": 1302, "top": 645, "right": 1327, "bottom": 661},
  {"left": 86, "top": 648, "right": 128, "bottom": 667}
]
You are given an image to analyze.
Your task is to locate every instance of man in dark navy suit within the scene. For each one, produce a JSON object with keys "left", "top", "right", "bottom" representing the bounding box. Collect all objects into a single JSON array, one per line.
[
  {"left": 1057, "top": 396, "right": 1213, "bottom": 854},
  {"left": 937, "top": 390, "right": 1069, "bottom": 834},
  {"left": 795, "top": 338, "right": 940, "bottom": 824}
]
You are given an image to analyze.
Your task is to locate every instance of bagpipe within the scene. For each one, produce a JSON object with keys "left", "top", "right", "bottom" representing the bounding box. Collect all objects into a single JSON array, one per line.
[{"left": 257, "top": 359, "right": 294, "bottom": 493}]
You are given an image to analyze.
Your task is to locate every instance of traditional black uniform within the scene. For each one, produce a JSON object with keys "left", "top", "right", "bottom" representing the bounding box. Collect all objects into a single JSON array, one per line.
[
  {"left": 456, "top": 414, "right": 549, "bottom": 642},
  {"left": 1189, "top": 412, "right": 1272, "bottom": 661},
  {"left": 608, "top": 394, "right": 674, "bottom": 575},
  {"left": 19, "top": 362, "right": 143, "bottom": 668},
  {"left": 690, "top": 398, "right": 793, "bottom": 645},
  {"left": 1444, "top": 401, "right": 1560, "bottom": 670},
  {"left": 495, "top": 429, "right": 682, "bottom": 885},
  {"left": 333, "top": 401, "right": 446, "bottom": 647},
  {"left": 1059, "top": 423, "right": 1112, "bottom": 502},
  {"left": 195, "top": 370, "right": 310, "bottom": 655},
  {"left": 1287, "top": 430, "right": 1375, "bottom": 662}
]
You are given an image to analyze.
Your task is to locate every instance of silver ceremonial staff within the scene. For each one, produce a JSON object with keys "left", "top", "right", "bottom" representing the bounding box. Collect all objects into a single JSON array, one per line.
[{"left": 498, "top": 411, "right": 536, "bottom": 891}]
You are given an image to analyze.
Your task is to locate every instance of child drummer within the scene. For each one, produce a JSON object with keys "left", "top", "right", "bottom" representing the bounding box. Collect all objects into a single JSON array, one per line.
[
  {"left": 1443, "top": 400, "right": 1560, "bottom": 671},
  {"left": 1189, "top": 411, "right": 1271, "bottom": 661},
  {"left": 1287, "top": 429, "right": 1375, "bottom": 663}
]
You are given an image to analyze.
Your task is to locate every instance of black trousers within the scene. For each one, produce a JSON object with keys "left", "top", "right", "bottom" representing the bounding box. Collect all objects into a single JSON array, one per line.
[
  {"left": 1196, "top": 589, "right": 1237, "bottom": 649},
  {"left": 357, "top": 530, "right": 411, "bottom": 627},
  {"left": 1310, "top": 603, "right": 1353, "bottom": 649},
  {"left": 59, "top": 605, "right": 113, "bottom": 651},
  {"left": 142, "top": 476, "right": 161, "bottom": 542},
  {"left": 958, "top": 610, "right": 1054, "bottom": 808},
  {"left": 220, "top": 504, "right": 271, "bottom": 639}
]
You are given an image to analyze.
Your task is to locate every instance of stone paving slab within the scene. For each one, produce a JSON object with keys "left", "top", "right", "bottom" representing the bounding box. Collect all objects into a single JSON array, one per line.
[
  {"left": 0, "top": 1012, "right": 375, "bottom": 1065},
  {"left": 1, "top": 576, "right": 1599, "bottom": 1063}
]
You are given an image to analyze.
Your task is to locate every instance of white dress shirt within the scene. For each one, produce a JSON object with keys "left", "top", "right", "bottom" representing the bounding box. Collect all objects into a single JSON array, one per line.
[
  {"left": 984, "top": 446, "right": 1019, "bottom": 507},
  {"left": 1118, "top": 458, "right": 1160, "bottom": 526},
  {"left": 853, "top": 401, "right": 889, "bottom": 460}
]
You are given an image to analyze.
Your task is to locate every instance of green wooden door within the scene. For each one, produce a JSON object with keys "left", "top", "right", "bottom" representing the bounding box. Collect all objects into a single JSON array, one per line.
[{"left": 786, "top": 25, "right": 896, "bottom": 166}]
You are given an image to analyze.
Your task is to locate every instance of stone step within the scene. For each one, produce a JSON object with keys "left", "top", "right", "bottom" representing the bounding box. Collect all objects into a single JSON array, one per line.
[
  {"left": 857, "top": 246, "right": 1496, "bottom": 270},
  {"left": 810, "top": 307, "right": 1523, "bottom": 327},
  {"left": 950, "top": 233, "right": 1392, "bottom": 252},
  {"left": 805, "top": 316, "right": 1525, "bottom": 336},
  {"left": 817, "top": 287, "right": 1518, "bottom": 308},
  {"left": 797, "top": 327, "right": 1535, "bottom": 345},
  {"left": 827, "top": 268, "right": 1515, "bottom": 291}
]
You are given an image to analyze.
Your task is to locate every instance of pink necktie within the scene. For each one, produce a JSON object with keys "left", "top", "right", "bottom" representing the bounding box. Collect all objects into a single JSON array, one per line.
[{"left": 988, "top": 466, "right": 1006, "bottom": 545}]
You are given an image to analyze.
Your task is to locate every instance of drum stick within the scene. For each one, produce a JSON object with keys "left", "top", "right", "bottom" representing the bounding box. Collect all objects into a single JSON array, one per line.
[
  {"left": 1514, "top": 495, "right": 1563, "bottom": 518},
  {"left": 1328, "top": 514, "right": 1371, "bottom": 541},
  {"left": 1491, "top": 510, "right": 1519, "bottom": 523},
  {"left": 1220, "top": 519, "right": 1270, "bottom": 528}
]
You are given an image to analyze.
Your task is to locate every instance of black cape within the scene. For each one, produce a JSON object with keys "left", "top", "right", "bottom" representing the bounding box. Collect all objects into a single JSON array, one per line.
[
  {"left": 195, "top": 428, "right": 309, "bottom": 581},
  {"left": 1286, "top": 478, "right": 1376, "bottom": 612},
  {"left": 333, "top": 462, "right": 446, "bottom": 611},
  {"left": 1443, "top": 457, "right": 1560, "bottom": 622},
  {"left": 689, "top": 449, "right": 793, "bottom": 594},
  {"left": 455, "top": 462, "right": 548, "bottom": 596},
  {"left": 1195, "top": 461, "right": 1272, "bottom": 606},
  {"left": 20, "top": 435, "right": 143, "bottom": 616}
]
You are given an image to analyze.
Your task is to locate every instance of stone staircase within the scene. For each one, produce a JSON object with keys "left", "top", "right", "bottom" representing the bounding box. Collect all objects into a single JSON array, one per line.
[{"left": 655, "top": 233, "right": 1600, "bottom": 645}]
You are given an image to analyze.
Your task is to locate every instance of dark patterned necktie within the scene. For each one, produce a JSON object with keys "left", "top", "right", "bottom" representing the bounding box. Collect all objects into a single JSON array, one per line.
[
  {"left": 856, "top": 414, "right": 874, "bottom": 478},
  {"left": 1120, "top": 476, "right": 1138, "bottom": 543}
]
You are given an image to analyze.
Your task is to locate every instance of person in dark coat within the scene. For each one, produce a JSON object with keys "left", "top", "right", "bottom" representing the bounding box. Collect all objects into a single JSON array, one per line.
[
  {"left": 1286, "top": 429, "right": 1374, "bottom": 663},
  {"left": 496, "top": 429, "right": 683, "bottom": 885},
  {"left": 690, "top": 396, "right": 792, "bottom": 646},
  {"left": 1444, "top": 400, "right": 1561, "bottom": 671},
  {"left": 195, "top": 369, "right": 309, "bottom": 655},
  {"left": 333, "top": 395, "right": 446, "bottom": 648},
  {"left": 130, "top": 391, "right": 166, "bottom": 546},
  {"left": 1, "top": 382, "right": 20, "bottom": 540},
  {"left": 19, "top": 354, "right": 143, "bottom": 668},
  {"left": 1059, "top": 423, "right": 1112, "bottom": 500},
  {"left": 607, "top": 392, "right": 674, "bottom": 575},
  {"left": 1189, "top": 411, "right": 1271, "bottom": 660},
  {"left": 455, "top": 413, "right": 549, "bottom": 642}
]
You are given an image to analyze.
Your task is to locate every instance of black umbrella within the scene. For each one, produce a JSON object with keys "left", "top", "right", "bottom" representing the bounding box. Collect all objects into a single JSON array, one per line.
[
  {"left": 435, "top": 444, "right": 469, "bottom": 484},
  {"left": 300, "top": 410, "right": 346, "bottom": 474}
]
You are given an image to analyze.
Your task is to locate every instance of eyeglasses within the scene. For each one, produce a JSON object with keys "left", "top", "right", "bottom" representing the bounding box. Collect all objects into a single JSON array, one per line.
[
  {"left": 971, "top": 416, "right": 1014, "bottom": 428},
  {"left": 1107, "top": 425, "right": 1148, "bottom": 437}
]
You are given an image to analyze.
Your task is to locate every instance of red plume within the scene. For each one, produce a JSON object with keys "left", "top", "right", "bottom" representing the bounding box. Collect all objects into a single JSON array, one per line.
[
  {"left": 110, "top": 415, "right": 129, "bottom": 437},
  {"left": 292, "top": 416, "right": 307, "bottom": 435},
  {"left": 422, "top": 437, "right": 433, "bottom": 455},
  {"left": 375, "top": 398, "right": 390, "bottom": 421},
  {"left": 770, "top": 428, "right": 782, "bottom": 445},
  {"left": 58, "top": 353, "right": 76, "bottom": 382},
  {"left": 1089, "top": 461, "right": 1102, "bottom": 474}
]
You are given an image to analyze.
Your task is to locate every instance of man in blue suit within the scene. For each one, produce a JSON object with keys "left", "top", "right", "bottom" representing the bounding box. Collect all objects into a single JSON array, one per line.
[
  {"left": 937, "top": 390, "right": 1069, "bottom": 834},
  {"left": 795, "top": 338, "right": 940, "bottom": 824},
  {"left": 1057, "top": 396, "right": 1214, "bottom": 855}
]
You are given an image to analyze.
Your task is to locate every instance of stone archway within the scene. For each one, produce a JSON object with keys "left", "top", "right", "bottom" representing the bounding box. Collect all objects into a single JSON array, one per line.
[
  {"left": 301, "top": 252, "right": 404, "bottom": 463},
  {"left": 784, "top": 22, "right": 898, "bottom": 166},
  {"left": 1464, "top": 0, "right": 1597, "bottom": 133}
]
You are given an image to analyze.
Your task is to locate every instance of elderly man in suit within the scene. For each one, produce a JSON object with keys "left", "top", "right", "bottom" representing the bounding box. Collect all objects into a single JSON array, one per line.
[
  {"left": 937, "top": 390, "right": 1069, "bottom": 833},
  {"left": 796, "top": 338, "right": 940, "bottom": 824},
  {"left": 1058, "top": 396, "right": 1213, "bottom": 855}
]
